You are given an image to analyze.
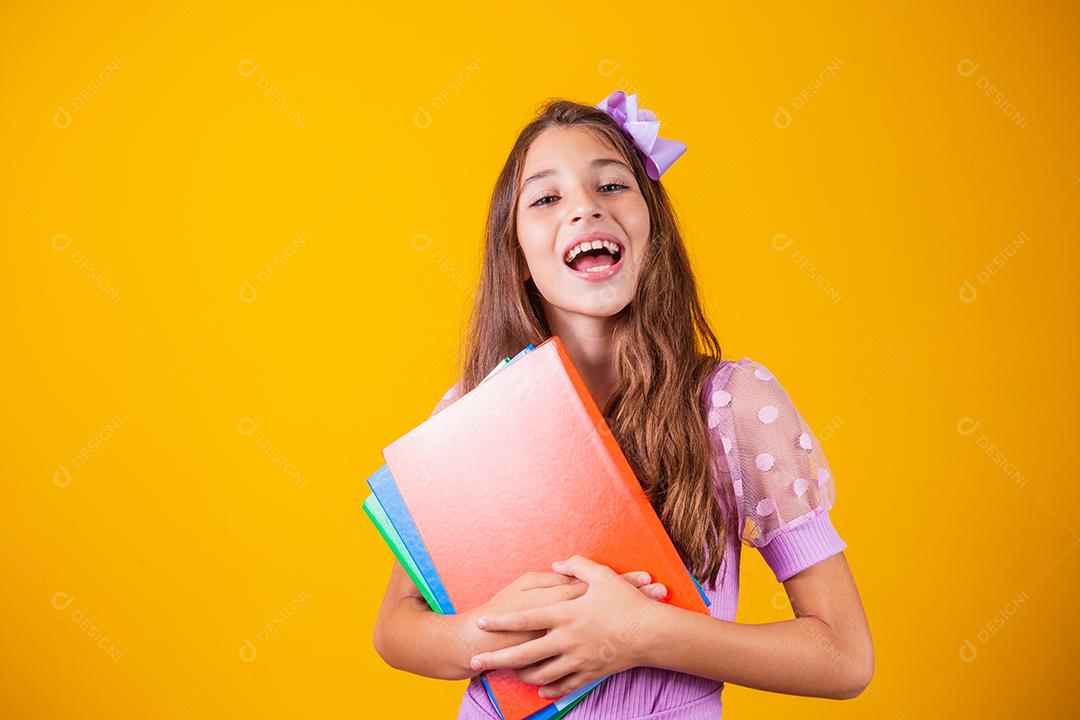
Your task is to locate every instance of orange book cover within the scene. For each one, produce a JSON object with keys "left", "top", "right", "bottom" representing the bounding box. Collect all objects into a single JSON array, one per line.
[{"left": 381, "top": 335, "right": 709, "bottom": 720}]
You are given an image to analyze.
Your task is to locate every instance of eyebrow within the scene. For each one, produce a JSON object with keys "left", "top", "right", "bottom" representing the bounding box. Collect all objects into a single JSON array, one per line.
[{"left": 519, "top": 158, "right": 631, "bottom": 196}]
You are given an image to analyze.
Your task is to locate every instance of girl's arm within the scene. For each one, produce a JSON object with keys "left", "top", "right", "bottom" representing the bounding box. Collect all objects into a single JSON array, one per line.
[
  {"left": 469, "top": 552, "right": 873, "bottom": 701},
  {"left": 372, "top": 559, "right": 477, "bottom": 681},
  {"left": 641, "top": 552, "right": 873, "bottom": 699}
]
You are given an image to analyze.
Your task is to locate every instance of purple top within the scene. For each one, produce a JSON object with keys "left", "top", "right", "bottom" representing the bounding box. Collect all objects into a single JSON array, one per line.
[{"left": 427, "top": 357, "right": 847, "bottom": 720}]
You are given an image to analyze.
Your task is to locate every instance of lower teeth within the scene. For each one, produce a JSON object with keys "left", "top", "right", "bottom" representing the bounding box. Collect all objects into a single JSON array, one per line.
[{"left": 584, "top": 263, "right": 612, "bottom": 272}]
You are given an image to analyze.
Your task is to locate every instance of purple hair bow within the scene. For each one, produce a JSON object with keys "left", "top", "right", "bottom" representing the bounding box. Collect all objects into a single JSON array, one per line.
[{"left": 596, "top": 90, "right": 687, "bottom": 181}]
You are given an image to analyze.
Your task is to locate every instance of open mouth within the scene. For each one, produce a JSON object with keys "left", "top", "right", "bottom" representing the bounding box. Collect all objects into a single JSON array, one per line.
[{"left": 563, "top": 239, "right": 624, "bottom": 274}]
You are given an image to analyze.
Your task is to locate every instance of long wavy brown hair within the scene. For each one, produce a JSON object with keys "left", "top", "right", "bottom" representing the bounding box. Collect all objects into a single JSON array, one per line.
[{"left": 453, "top": 97, "right": 735, "bottom": 588}]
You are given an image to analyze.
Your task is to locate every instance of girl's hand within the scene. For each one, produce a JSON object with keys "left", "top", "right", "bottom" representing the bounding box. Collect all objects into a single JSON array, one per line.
[
  {"left": 458, "top": 567, "right": 666, "bottom": 677},
  {"left": 469, "top": 556, "right": 670, "bottom": 699}
]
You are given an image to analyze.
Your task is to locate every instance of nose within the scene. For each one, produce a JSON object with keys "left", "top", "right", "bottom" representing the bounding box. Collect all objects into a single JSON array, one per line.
[{"left": 569, "top": 206, "right": 603, "bottom": 224}]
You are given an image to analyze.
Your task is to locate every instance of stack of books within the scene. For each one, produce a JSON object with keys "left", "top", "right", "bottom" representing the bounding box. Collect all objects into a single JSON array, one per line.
[{"left": 363, "top": 336, "right": 711, "bottom": 720}]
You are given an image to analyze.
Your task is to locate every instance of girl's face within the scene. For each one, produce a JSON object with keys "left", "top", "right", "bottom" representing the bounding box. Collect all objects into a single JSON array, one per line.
[{"left": 515, "top": 126, "right": 650, "bottom": 320}]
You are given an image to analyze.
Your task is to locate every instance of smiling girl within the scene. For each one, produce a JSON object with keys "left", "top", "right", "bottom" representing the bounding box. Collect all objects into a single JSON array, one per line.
[{"left": 373, "top": 91, "right": 874, "bottom": 719}]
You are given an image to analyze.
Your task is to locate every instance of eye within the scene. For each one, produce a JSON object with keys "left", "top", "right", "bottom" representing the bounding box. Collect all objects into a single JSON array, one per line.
[
  {"left": 531, "top": 194, "right": 558, "bottom": 208},
  {"left": 599, "top": 182, "right": 627, "bottom": 193}
]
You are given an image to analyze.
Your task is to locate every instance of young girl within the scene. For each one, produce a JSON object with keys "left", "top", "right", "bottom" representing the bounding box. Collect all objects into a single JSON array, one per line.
[{"left": 373, "top": 91, "right": 874, "bottom": 719}]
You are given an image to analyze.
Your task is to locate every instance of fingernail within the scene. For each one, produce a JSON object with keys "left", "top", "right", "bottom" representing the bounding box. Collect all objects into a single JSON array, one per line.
[
  {"left": 477, "top": 617, "right": 487, "bottom": 629},
  {"left": 470, "top": 656, "right": 483, "bottom": 671},
  {"left": 637, "top": 572, "right": 650, "bottom": 583},
  {"left": 652, "top": 587, "right": 667, "bottom": 598},
  {"left": 538, "top": 689, "right": 550, "bottom": 698}
]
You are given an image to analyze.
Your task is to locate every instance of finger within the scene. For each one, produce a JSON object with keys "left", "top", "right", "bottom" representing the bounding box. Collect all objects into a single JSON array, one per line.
[
  {"left": 477, "top": 605, "right": 559, "bottom": 633},
  {"left": 517, "top": 570, "right": 582, "bottom": 590},
  {"left": 515, "top": 655, "right": 581, "bottom": 687},
  {"left": 620, "top": 571, "right": 652, "bottom": 587},
  {"left": 552, "top": 555, "right": 617, "bottom": 584},
  {"left": 529, "top": 577, "right": 586, "bottom": 596},
  {"left": 471, "top": 634, "right": 561, "bottom": 672},
  {"left": 539, "top": 671, "right": 593, "bottom": 700},
  {"left": 638, "top": 582, "right": 668, "bottom": 600},
  {"left": 534, "top": 581, "right": 587, "bottom": 604},
  {"left": 522, "top": 581, "right": 585, "bottom": 608}
]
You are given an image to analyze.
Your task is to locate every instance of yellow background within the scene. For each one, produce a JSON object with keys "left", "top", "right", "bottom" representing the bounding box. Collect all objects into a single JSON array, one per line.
[{"left": 3, "top": 1, "right": 1077, "bottom": 717}]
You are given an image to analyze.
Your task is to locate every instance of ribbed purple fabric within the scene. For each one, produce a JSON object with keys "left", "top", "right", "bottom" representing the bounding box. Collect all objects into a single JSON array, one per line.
[
  {"left": 760, "top": 510, "right": 846, "bottom": 583},
  {"left": 451, "top": 359, "right": 847, "bottom": 719}
]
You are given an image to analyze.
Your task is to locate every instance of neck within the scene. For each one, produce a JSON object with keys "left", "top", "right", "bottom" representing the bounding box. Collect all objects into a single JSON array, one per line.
[{"left": 540, "top": 300, "right": 618, "bottom": 412}]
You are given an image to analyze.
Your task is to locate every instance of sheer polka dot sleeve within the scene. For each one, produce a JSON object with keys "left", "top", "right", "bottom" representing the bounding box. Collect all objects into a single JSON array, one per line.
[
  {"left": 710, "top": 358, "right": 847, "bottom": 581},
  {"left": 428, "top": 382, "right": 462, "bottom": 418}
]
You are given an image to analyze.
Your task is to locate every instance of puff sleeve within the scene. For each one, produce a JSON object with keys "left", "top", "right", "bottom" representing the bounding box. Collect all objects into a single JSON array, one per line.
[{"left": 709, "top": 358, "right": 846, "bottom": 581}]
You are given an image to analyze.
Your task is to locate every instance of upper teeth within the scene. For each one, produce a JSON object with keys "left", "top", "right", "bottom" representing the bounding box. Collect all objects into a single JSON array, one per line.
[{"left": 564, "top": 239, "right": 622, "bottom": 264}]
